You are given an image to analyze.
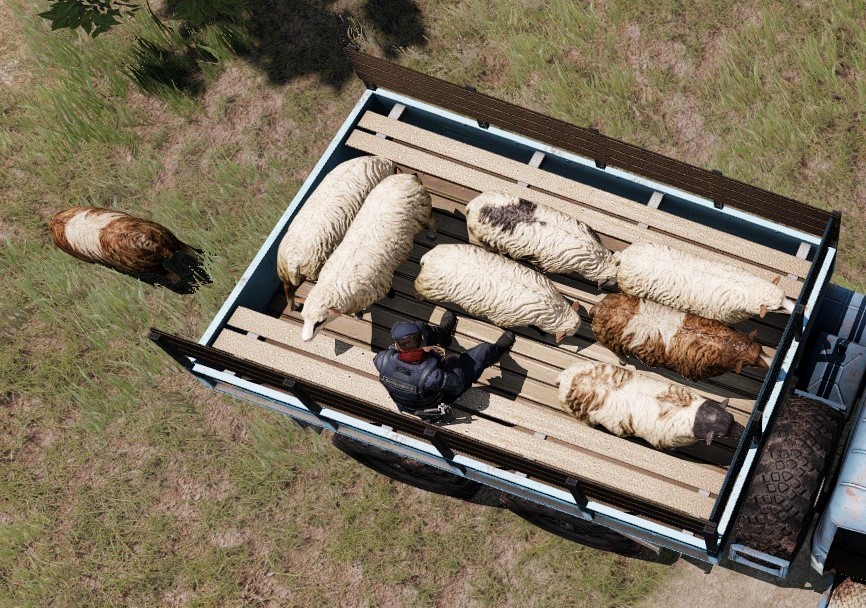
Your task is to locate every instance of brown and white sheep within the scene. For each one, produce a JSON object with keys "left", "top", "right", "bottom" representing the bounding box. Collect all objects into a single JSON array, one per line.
[
  {"left": 557, "top": 360, "right": 744, "bottom": 449},
  {"left": 465, "top": 192, "right": 618, "bottom": 285},
  {"left": 277, "top": 155, "right": 395, "bottom": 310},
  {"left": 591, "top": 293, "right": 772, "bottom": 381},
  {"left": 49, "top": 206, "right": 199, "bottom": 284},
  {"left": 414, "top": 244, "right": 582, "bottom": 343},
  {"left": 614, "top": 242, "right": 794, "bottom": 323}
]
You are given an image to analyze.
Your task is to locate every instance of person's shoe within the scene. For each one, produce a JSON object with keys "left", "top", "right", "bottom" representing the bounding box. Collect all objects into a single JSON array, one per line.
[
  {"left": 437, "top": 311, "right": 458, "bottom": 348},
  {"left": 493, "top": 330, "right": 516, "bottom": 357}
]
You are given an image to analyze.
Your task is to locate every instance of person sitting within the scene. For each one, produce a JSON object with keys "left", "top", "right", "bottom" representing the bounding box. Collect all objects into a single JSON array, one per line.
[{"left": 373, "top": 311, "right": 515, "bottom": 422}]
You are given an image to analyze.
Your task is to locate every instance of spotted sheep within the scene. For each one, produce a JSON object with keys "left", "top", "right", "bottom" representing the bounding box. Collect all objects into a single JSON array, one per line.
[
  {"left": 557, "top": 360, "right": 744, "bottom": 449},
  {"left": 591, "top": 293, "right": 772, "bottom": 381},
  {"left": 414, "top": 244, "right": 582, "bottom": 343},
  {"left": 614, "top": 242, "right": 795, "bottom": 324},
  {"left": 465, "top": 192, "right": 618, "bottom": 285},
  {"left": 301, "top": 173, "right": 435, "bottom": 342},
  {"left": 49, "top": 206, "right": 200, "bottom": 284},
  {"left": 277, "top": 155, "right": 395, "bottom": 311}
]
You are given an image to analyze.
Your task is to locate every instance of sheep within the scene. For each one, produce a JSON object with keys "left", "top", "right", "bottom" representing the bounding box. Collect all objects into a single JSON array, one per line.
[
  {"left": 591, "top": 293, "right": 773, "bottom": 381},
  {"left": 49, "top": 206, "right": 200, "bottom": 284},
  {"left": 277, "top": 155, "right": 395, "bottom": 310},
  {"left": 614, "top": 242, "right": 794, "bottom": 323},
  {"left": 300, "top": 173, "right": 434, "bottom": 341},
  {"left": 414, "top": 244, "right": 582, "bottom": 343},
  {"left": 465, "top": 191, "right": 618, "bottom": 285},
  {"left": 557, "top": 360, "right": 744, "bottom": 449}
]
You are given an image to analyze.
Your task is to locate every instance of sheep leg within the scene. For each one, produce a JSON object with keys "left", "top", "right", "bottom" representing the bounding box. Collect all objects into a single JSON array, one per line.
[
  {"left": 181, "top": 243, "right": 202, "bottom": 258},
  {"left": 159, "top": 266, "right": 182, "bottom": 284},
  {"left": 387, "top": 288, "right": 396, "bottom": 299},
  {"left": 425, "top": 214, "right": 437, "bottom": 241}
]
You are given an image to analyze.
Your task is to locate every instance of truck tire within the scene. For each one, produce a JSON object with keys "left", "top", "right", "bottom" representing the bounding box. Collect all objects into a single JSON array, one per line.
[
  {"left": 499, "top": 493, "right": 645, "bottom": 557},
  {"left": 734, "top": 396, "right": 843, "bottom": 559},
  {"left": 331, "top": 433, "right": 481, "bottom": 500}
]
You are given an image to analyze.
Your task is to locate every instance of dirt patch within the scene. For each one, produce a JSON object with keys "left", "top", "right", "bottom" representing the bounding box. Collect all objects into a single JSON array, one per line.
[
  {"left": 635, "top": 549, "right": 827, "bottom": 608},
  {"left": 0, "top": 0, "right": 33, "bottom": 87},
  {"left": 659, "top": 93, "right": 719, "bottom": 165}
]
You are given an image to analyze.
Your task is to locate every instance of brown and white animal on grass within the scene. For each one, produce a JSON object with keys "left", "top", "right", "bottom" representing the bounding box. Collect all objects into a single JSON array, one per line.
[
  {"left": 414, "top": 244, "right": 582, "bottom": 343},
  {"left": 591, "top": 293, "right": 772, "bottom": 381},
  {"left": 465, "top": 192, "right": 618, "bottom": 285},
  {"left": 557, "top": 360, "right": 744, "bottom": 449},
  {"left": 614, "top": 242, "right": 794, "bottom": 324},
  {"left": 49, "top": 206, "right": 199, "bottom": 284},
  {"left": 277, "top": 155, "right": 395, "bottom": 310},
  {"left": 301, "top": 173, "right": 435, "bottom": 342}
]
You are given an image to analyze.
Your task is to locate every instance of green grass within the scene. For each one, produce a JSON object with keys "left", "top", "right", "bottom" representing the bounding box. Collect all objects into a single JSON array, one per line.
[{"left": 2, "top": 0, "right": 865, "bottom": 606}]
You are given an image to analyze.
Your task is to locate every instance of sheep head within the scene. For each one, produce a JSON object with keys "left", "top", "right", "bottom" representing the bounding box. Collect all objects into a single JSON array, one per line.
[
  {"left": 692, "top": 399, "right": 744, "bottom": 446},
  {"left": 300, "top": 303, "right": 342, "bottom": 342}
]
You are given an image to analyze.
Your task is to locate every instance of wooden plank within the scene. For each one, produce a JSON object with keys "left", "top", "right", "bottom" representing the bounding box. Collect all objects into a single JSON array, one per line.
[
  {"left": 359, "top": 111, "right": 812, "bottom": 280},
  {"left": 221, "top": 310, "right": 727, "bottom": 496},
  {"left": 347, "top": 130, "right": 804, "bottom": 299},
  {"left": 285, "top": 280, "right": 760, "bottom": 416}
]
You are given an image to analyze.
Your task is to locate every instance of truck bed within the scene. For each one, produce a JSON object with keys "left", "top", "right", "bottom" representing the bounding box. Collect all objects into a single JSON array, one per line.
[{"left": 209, "top": 104, "right": 815, "bottom": 526}]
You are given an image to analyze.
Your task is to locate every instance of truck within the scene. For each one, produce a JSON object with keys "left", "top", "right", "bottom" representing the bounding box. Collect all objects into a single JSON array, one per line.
[{"left": 149, "top": 47, "right": 866, "bottom": 606}]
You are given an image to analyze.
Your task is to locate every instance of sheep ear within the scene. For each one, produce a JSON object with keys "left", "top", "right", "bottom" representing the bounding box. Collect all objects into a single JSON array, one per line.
[
  {"left": 720, "top": 398, "right": 730, "bottom": 410},
  {"left": 759, "top": 304, "right": 767, "bottom": 318},
  {"left": 571, "top": 299, "right": 581, "bottom": 313},
  {"left": 597, "top": 279, "right": 606, "bottom": 289},
  {"left": 748, "top": 329, "right": 758, "bottom": 339},
  {"left": 394, "top": 166, "right": 404, "bottom": 174},
  {"left": 705, "top": 432, "right": 714, "bottom": 446},
  {"left": 555, "top": 331, "right": 565, "bottom": 344},
  {"left": 772, "top": 275, "right": 781, "bottom": 285}
]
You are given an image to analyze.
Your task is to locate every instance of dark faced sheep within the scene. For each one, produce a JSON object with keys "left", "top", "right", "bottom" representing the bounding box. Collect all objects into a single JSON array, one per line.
[
  {"left": 591, "top": 293, "right": 772, "bottom": 381},
  {"left": 558, "top": 359, "right": 744, "bottom": 449}
]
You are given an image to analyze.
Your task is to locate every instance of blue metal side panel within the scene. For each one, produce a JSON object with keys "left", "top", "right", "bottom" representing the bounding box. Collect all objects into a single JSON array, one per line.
[{"left": 812, "top": 390, "right": 866, "bottom": 572}]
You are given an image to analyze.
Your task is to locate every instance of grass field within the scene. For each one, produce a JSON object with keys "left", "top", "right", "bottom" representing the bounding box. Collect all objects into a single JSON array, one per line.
[{"left": 1, "top": 1, "right": 864, "bottom": 606}]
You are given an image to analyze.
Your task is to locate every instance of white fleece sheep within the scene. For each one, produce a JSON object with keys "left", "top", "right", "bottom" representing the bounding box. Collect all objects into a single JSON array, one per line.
[
  {"left": 465, "top": 192, "right": 618, "bottom": 284},
  {"left": 414, "top": 244, "right": 582, "bottom": 342},
  {"left": 557, "top": 360, "right": 742, "bottom": 449},
  {"left": 615, "top": 242, "right": 793, "bottom": 324},
  {"left": 277, "top": 155, "right": 395, "bottom": 310},
  {"left": 301, "top": 173, "right": 434, "bottom": 341}
]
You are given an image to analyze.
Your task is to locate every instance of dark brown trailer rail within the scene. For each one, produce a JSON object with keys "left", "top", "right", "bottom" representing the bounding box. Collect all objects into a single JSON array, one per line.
[
  {"left": 148, "top": 328, "right": 717, "bottom": 544},
  {"left": 345, "top": 45, "right": 835, "bottom": 237}
]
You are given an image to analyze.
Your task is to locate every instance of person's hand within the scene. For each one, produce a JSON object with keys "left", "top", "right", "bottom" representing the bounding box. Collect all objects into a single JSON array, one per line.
[{"left": 423, "top": 345, "right": 446, "bottom": 358}]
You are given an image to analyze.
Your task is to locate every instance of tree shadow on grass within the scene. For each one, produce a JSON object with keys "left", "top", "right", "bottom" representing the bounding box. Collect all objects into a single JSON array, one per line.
[{"left": 132, "top": 0, "right": 427, "bottom": 96}]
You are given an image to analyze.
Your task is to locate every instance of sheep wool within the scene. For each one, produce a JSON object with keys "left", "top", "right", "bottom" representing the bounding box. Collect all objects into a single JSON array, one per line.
[
  {"left": 414, "top": 244, "right": 582, "bottom": 342},
  {"left": 615, "top": 242, "right": 789, "bottom": 323},
  {"left": 49, "top": 206, "right": 197, "bottom": 283},
  {"left": 466, "top": 191, "right": 618, "bottom": 284},
  {"left": 277, "top": 155, "right": 395, "bottom": 309},
  {"left": 557, "top": 360, "right": 743, "bottom": 449},
  {"left": 591, "top": 293, "right": 771, "bottom": 381},
  {"left": 301, "top": 173, "right": 434, "bottom": 341}
]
